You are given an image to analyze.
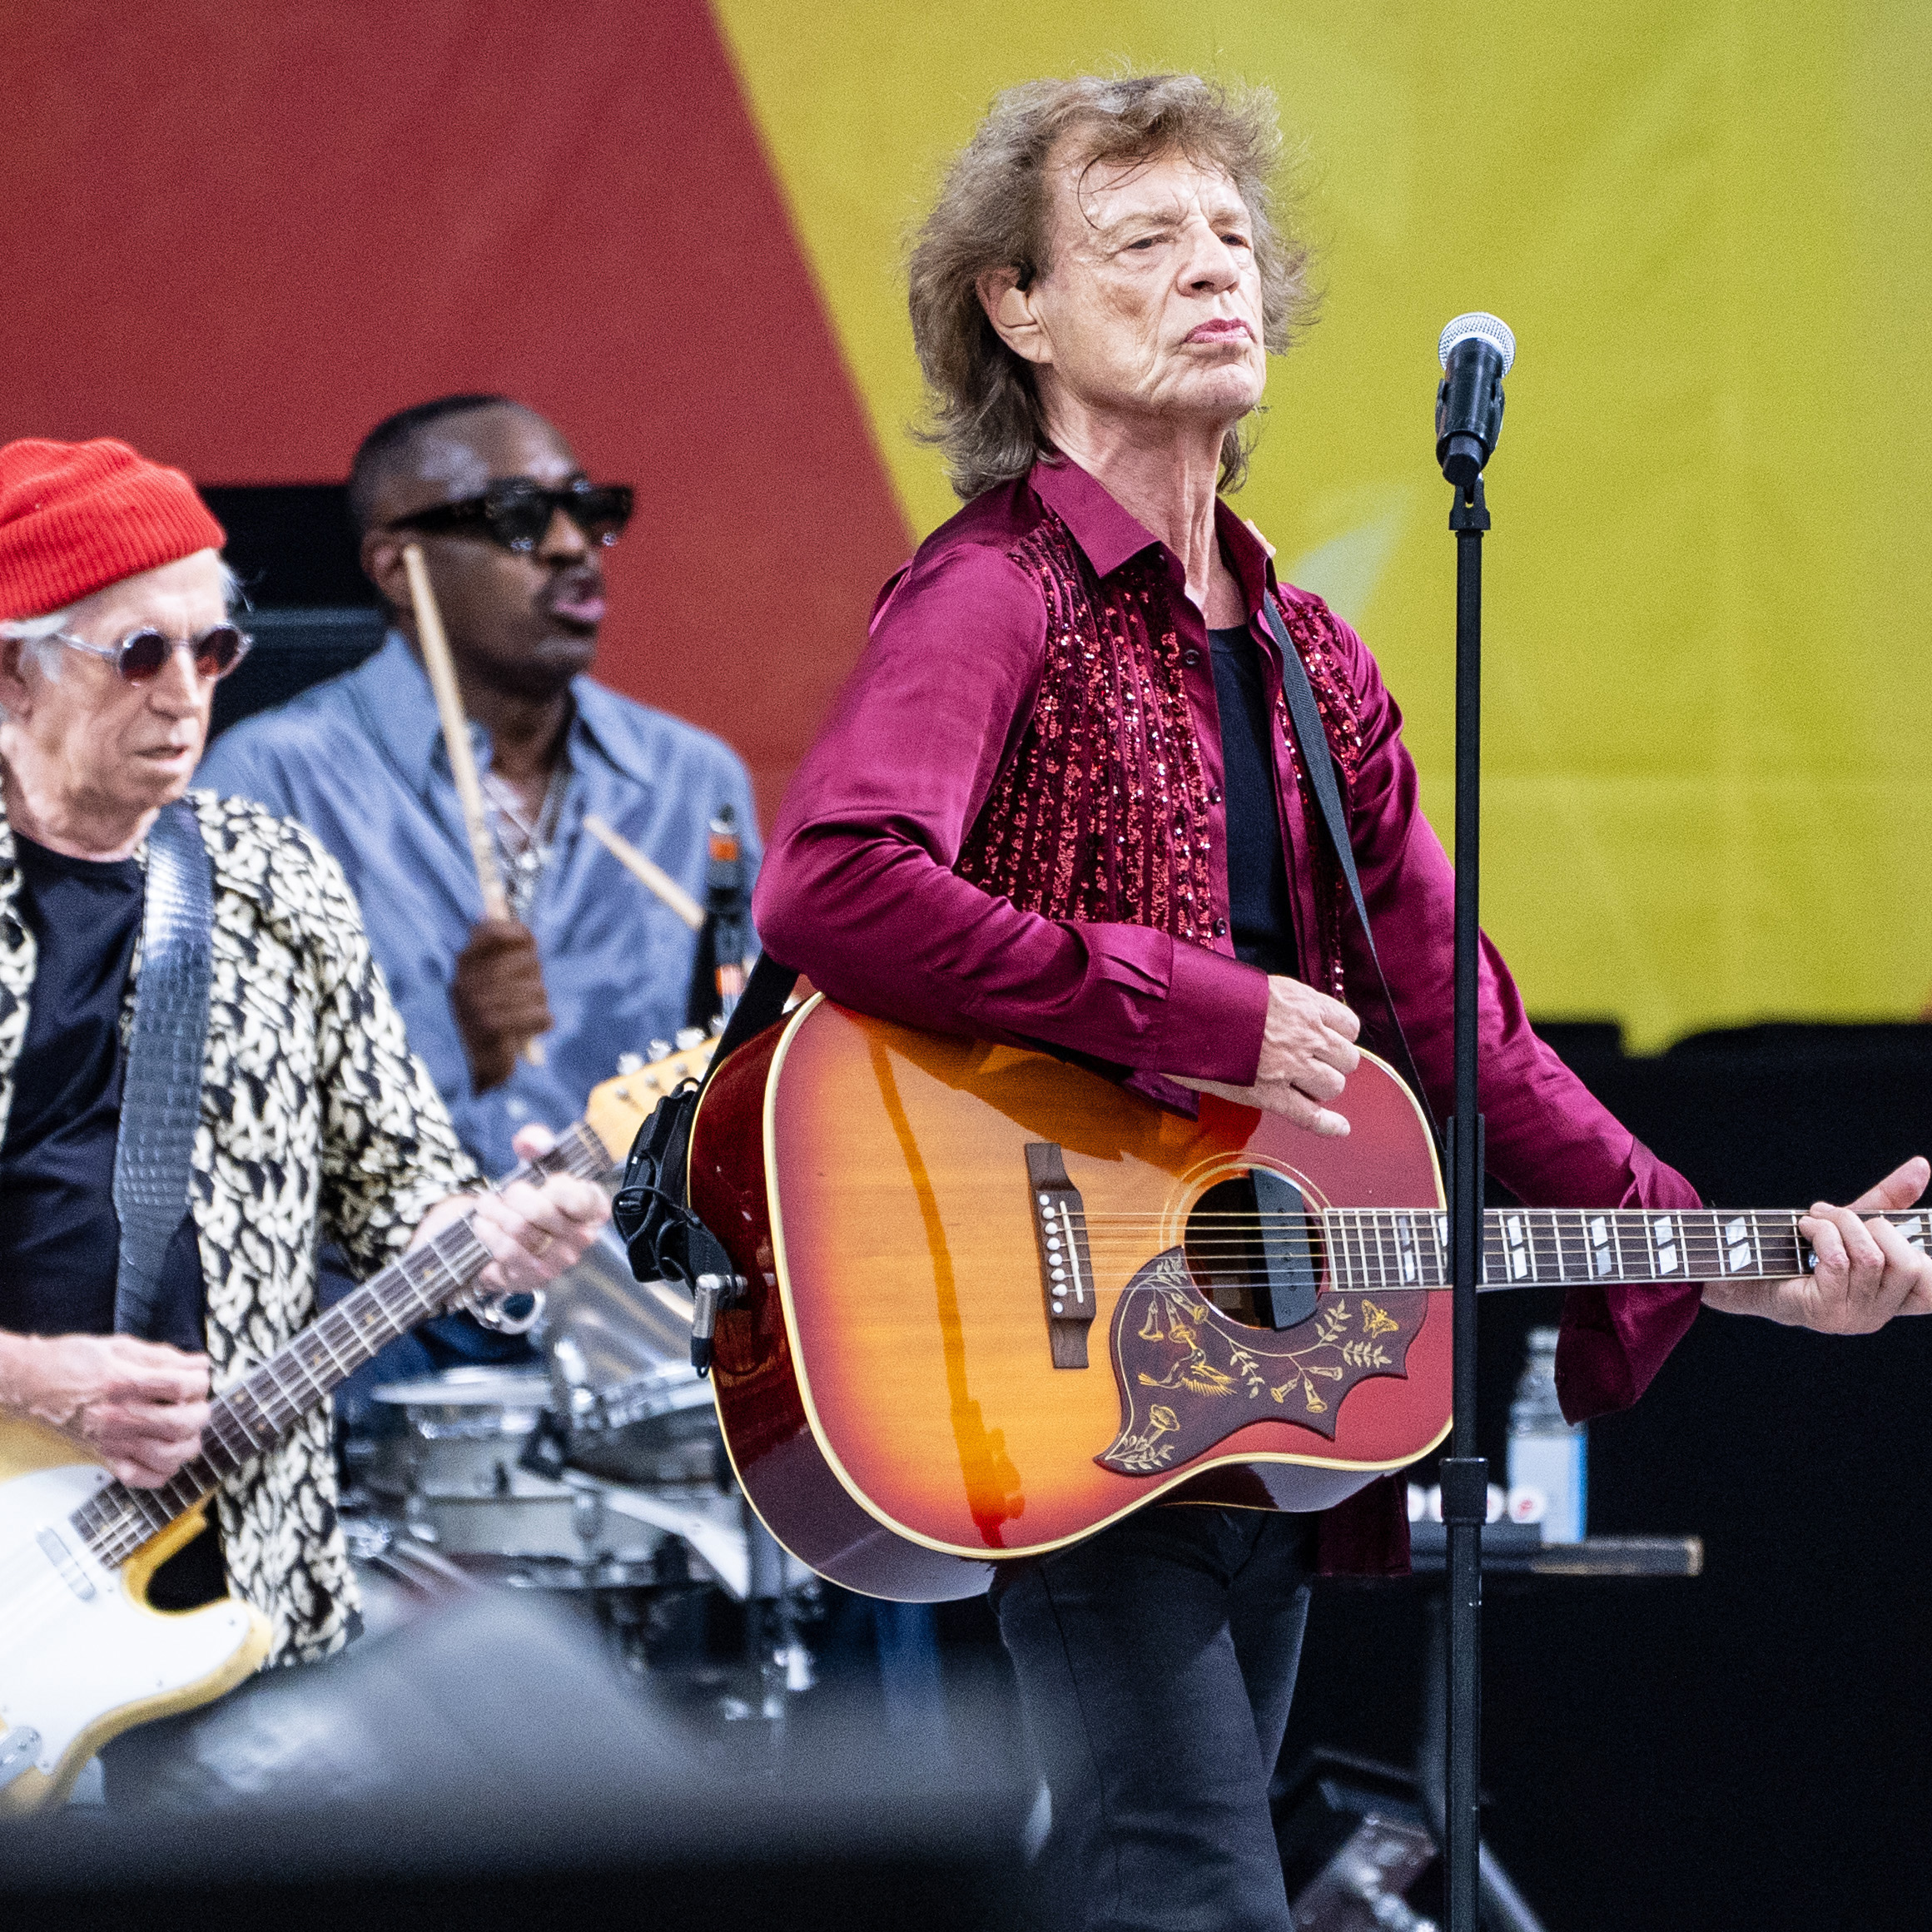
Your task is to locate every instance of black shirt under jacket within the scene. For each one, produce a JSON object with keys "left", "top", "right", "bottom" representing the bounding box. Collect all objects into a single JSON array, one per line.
[
  {"left": 1209, "top": 624, "right": 1298, "bottom": 978},
  {"left": 0, "top": 835, "right": 206, "bottom": 1350}
]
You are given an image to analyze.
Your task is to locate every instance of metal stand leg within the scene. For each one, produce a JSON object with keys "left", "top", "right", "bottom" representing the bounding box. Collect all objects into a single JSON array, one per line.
[{"left": 1418, "top": 1593, "right": 1549, "bottom": 1932}]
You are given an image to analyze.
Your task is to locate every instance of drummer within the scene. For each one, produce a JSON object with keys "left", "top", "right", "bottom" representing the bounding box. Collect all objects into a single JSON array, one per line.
[{"left": 201, "top": 395, "right": 759, "bottom": 1381}]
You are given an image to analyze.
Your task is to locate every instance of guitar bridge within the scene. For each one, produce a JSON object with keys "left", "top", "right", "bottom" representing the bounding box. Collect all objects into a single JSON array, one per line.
[{"left": 1026, "top": 1143, "right": 1096, "bottom": 1368}]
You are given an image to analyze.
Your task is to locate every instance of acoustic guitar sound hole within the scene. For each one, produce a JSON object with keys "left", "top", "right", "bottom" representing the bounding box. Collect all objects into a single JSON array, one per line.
[{"left": 1184, "top": 1170, "right": 1324, "bottom": 1330}]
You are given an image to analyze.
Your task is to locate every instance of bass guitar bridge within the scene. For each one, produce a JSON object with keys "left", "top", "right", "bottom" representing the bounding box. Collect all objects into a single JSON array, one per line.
[{"left": 1026, "top": 1143, "right": 1097, "bottom": 1368}]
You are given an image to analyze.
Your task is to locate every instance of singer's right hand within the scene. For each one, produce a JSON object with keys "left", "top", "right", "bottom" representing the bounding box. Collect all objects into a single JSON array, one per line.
[
  {"left": 451, "top": 917, "right": 552, "bottom": 1092},
  {"left": 1169, "top": 975, "right": 1361, "bottom": 1137}
]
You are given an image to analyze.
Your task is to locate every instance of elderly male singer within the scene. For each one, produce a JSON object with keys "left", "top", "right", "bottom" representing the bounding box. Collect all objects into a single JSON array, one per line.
[{"left": 752, "top": 73, "right": 1932, "bottom": 1932}]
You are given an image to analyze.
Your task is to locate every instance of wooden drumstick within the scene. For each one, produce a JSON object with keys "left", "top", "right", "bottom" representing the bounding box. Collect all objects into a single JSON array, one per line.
[
  {"left": 580, "top": 813, "right": 703, "bottom": 931},
  {"left": 401, "top": 542, "right": 545, "bottom": 1068}
]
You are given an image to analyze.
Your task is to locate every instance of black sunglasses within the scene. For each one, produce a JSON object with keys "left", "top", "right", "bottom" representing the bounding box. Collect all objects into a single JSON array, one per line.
[
  {"left": 52, "top": 623, "right": 252, "bottom": 684},
  {"left": 388, "top": 477, "right": 634, "bottom": 554}
]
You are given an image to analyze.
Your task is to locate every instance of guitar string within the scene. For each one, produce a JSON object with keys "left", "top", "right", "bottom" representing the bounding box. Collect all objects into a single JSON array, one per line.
[
  {"left": 7, "top": 1197, "right": 1870, "bottom": 1630},
  {"left": 0, "top": 1222, "right": 512, "bottom": 1640},
  {"left": 17, "top": 1177, "right": 1889, "bottom": 1620},
  {"left": 4, "top": 1112, "right": 630, "bottom": 1643},
  {"left": 1050, "top": 1204, "right": 1880, "bottom": 1289}
]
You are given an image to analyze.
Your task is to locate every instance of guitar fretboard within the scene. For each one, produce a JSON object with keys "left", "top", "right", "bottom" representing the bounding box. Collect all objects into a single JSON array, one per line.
[
  {"left": 68, "top": 1120, "right": 609, "bottom": 1572},
  {"left": 1315, "top": 1205, "right": 1931, "bottom": 1297}
]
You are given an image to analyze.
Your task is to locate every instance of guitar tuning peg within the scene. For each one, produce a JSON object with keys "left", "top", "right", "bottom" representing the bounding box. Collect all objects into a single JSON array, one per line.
[{"left": 616, "top": 1052, "right": 644, "bottom": 1075}]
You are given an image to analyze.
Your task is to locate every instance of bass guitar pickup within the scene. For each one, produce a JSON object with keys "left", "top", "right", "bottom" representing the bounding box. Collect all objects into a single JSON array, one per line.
[{"left": 1026, "top": 1142, "right": 1097, "bottom": 1368}]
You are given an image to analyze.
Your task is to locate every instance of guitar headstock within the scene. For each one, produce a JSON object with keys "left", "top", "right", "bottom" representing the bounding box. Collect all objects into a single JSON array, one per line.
[{"left": 584, "top": 1037, "right": 718, "bottom": 1165}]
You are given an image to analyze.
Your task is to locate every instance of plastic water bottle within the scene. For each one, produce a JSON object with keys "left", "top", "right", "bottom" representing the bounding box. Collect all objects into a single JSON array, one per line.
[{"left": 1507, "top": 1326, "right": 1587, "bottom": 1542}]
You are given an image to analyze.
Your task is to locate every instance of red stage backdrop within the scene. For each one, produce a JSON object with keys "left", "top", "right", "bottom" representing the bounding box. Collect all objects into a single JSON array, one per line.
[{"left": 0, "top": 1, "right": 911, "bottom": 827}]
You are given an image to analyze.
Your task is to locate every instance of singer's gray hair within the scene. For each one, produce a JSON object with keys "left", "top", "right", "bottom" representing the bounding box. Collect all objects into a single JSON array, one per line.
[{"left": 908, "top": 72, "right": 1317, "bottom": 502}]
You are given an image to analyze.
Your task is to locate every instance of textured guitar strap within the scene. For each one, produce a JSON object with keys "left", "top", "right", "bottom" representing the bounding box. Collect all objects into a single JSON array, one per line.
[
  {"left": 112, "top": 798, "right": 214, "bottom": 1337},
  {"left": 1257, "top": 594, "right": 1442, "bottom": 1148}
]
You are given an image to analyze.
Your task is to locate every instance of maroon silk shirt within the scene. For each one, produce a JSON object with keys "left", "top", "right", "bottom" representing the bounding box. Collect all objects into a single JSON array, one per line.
[{"left": 755, "top": 456, "right": 1704, "bottom": 1572}]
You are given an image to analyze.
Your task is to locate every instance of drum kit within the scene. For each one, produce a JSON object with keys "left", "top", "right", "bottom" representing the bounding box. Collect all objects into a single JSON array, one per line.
[{"left": 342, "top": 1218, "right": 819, "bottom": 1728}]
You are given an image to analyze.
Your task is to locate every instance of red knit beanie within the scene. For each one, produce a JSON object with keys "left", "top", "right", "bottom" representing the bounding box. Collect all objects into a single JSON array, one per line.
[{"left": 0, "top": 438, "right": 226, "bottom": 623}]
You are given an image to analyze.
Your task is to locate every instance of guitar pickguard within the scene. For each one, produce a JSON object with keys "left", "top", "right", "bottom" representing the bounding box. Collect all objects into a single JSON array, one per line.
[{"left": 1097, "top": 1251, "right": 1427, "bottom": 1476}]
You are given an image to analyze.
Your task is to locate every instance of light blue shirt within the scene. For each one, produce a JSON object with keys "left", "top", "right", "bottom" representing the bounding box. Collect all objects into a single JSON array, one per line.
[{"left": 199, "top": 633, "right": 759, "bottom": 1176}]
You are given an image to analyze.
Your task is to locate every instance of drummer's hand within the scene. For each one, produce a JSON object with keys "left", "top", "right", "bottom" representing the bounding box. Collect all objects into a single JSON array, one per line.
[
  {"left": 452, "top": 917, "right": 552, "bottom": 1093},
  {"left": 0, "top": 1330, "right": 211, "bottom": 1487},
  {"left": 410, "top": 1125, "right": 609, "bottom": 1295}
]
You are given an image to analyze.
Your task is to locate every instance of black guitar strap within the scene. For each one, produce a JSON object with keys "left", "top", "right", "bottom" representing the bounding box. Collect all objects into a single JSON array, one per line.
[
  {"left": 112, "top": 799, "right": 214, "bottom": 1337},
  {"left": 698, "top": 951, "right": 800, "bottom": 1101},
  {"left": 1254, "top": 594, "right": 1442, "bottom": 1149}
]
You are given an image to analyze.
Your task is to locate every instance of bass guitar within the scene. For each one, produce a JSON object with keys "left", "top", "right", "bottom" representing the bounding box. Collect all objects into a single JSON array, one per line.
[
  {"left": 0, "top": 1045, "right": 707, "bottom": 1814},
  {"left": 688, "top": 996, "right": 1930, "bottom": 1602}
]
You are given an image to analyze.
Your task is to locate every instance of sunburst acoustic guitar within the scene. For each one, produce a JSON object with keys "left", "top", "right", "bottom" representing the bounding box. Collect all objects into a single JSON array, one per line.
[
  {"left": 0, "top": 1044, "right": 710, "bottom": 1815},
  {"left": 688, "top": 995, "right": 1928, "bottom": 1603}
]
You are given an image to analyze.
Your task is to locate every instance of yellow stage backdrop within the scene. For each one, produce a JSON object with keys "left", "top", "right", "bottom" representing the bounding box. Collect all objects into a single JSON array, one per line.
[{"left": 712, "top": 2, "right": 1930, "bottom": 1050}]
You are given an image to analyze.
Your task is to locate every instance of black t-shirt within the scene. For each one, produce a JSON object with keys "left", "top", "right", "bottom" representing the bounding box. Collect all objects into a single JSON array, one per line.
[
  {"left": 1209, "top": 626, "right": 1297, "bottom": 974},
  {"left": 0, "top": 835, "right": 206, "bottom": 1348},
  {"left": 0, "top": 835, "right": 221, "bottom": 1608}
]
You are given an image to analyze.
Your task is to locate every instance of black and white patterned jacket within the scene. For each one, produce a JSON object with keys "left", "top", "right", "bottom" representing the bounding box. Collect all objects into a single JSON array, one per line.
[{"left": 0, "top": 789, "right": 476, "bottom": 1664}]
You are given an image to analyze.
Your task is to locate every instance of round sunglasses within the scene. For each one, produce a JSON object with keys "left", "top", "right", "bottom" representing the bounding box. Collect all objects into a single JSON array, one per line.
[
  {"left": 51, "top": 622, "right": 253, "bottom": 684},
  {"left": 386, "top": 476, "right": 633, "bottom": 554}
]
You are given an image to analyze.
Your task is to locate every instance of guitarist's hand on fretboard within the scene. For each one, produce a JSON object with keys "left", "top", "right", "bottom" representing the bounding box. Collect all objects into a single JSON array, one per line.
[
  {"left": 0, "top": 1332, "right": 211, "bottom": 1487},
  {"left": 1170, "top": 975, "right": 1363, "bottom": 1139},
  {"left": 408, "top": 1120, "right": 611, "bottom": 1296},
  {"left": 1704, "top": 1155, "right": 1932, "bottom": 1332}
]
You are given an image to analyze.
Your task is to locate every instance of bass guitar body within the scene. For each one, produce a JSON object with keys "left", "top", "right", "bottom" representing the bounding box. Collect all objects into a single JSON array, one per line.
[
  {"left": 688, "top": 996, "right": 1453, "bottom": 1602},
  {"left": 0, "top": 1417, "right": 270, "bottom": 1812}
]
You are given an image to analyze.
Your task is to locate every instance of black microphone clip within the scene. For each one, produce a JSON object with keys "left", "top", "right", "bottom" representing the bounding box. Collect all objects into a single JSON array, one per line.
[{"left": 1435, "top": 313, "right": 1516, "bottom": 488}]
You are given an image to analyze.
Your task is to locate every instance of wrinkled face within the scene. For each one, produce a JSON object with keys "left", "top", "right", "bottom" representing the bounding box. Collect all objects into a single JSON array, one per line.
[
  {"left": 363, "top": 405, "right": 606, "bottom": 703},
  {"left": 0, "top": 549, "right": 227, "bottom": 822},
  {"left": 1000, "top": 143, "right": 1268, "bottom": 439}
]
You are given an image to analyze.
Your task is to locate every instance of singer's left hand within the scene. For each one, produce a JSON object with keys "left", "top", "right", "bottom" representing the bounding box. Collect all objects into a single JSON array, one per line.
[{"left": 1701, "top": 1156, "right": 1932, "bottom": 1331}]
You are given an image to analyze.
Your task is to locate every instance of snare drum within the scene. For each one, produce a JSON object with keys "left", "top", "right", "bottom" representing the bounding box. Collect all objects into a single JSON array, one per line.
[{"left": 366, "top": 1368, "right": 662, "bottom": 1568}]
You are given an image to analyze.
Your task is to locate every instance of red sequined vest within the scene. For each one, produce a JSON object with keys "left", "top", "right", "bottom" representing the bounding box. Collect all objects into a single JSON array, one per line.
[{"left": 956, "top": 509, "right": 1365, "bottom": 995}]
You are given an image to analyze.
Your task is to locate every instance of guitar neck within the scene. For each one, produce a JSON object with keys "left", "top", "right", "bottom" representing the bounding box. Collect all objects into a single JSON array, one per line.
[
  {"left": 66, "top": 1119, "right": 613, "bottom": 1572},
  {"left": 1319, "top": 1204, "right": 1932, "bottom": 1295}
]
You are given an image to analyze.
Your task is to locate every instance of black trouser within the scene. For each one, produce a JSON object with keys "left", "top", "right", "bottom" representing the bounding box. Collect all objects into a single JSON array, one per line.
[{"left": 991, "top": 1506, "right": 1314, "bottom": 1932}]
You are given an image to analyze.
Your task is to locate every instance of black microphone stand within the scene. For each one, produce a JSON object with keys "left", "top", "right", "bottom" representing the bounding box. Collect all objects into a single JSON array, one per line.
[
  {"left": 1430, "top": 314, "right": 1511, "bottom": 1932},
  {"left": 1441, "top": 468, "right": 1489, "bottom": 1932}
]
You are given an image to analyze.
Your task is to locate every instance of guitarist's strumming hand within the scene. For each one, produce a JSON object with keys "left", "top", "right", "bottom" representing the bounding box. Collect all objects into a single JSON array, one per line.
[
  {"left": 1705, "top": 1156, "right": 1932, "bottom": 1333},
  {"left": 1169, "top": 976, "right": 1363, "bottom": 1139},
  {"left": 0, "top": 1333, "right": 211, "bottom": 1487}
]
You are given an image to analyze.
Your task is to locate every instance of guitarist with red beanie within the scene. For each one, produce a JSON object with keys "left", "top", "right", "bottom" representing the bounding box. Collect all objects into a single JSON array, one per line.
[{"left": 0, "top": 435, "right": 607, "bottom": 1794}]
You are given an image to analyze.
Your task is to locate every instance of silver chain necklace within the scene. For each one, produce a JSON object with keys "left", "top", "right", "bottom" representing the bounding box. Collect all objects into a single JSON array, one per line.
[{"left": 480, "top": 763, "right": 569, "bottom": 922}]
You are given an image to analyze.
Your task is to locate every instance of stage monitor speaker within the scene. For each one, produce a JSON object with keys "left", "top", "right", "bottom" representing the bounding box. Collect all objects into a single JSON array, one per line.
[{"left": 0, "top": 1592, "right": 1026, "bottom": 1932}]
